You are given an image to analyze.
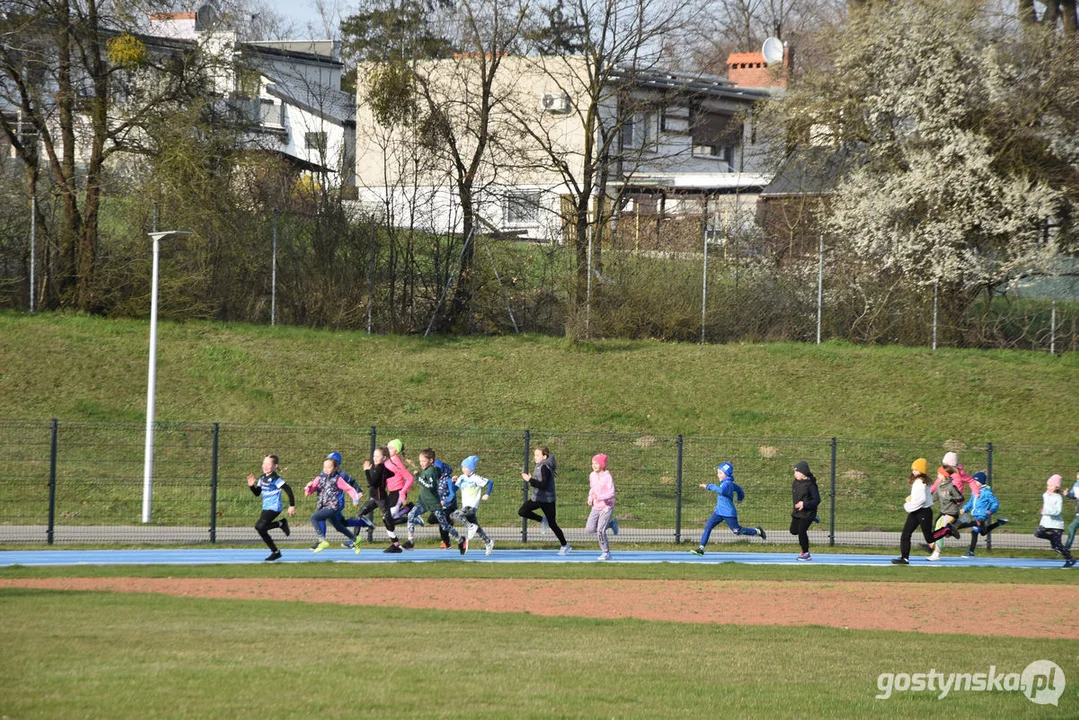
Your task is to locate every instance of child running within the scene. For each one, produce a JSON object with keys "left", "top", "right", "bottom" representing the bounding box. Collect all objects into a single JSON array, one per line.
[
  {"left": 433, "top": 458, "right": 459, "bottom": 548},
  {"left": 305, "top": 456, "right": 361, "bottom": 553},
  {"left": 1035, "top": 474, "right": 1076, "bottom": 568},
  {"left": 454, "top": 455, "right": 495, "bottom": 555},
  {"left": 519, "top": 445, "right": 571, "bottom": 556},
  {"left": 960, "top": 472, "right": 1008, "bottom": 557},
  {"left": 359, "top": 447, "right": 405, "bottom": 553},
  {"left": 1064, "top": 472, "right": 1079, "bottom": 553},
  {"left": 585, "top": 453, "right": 617, "bottom": 561},
  {"left": 404, "top": 448, "right": 466, "bottom": 554},
  {"left": 892, "top": 458, "right": 938, "bottom": 565},
  {"left": 247, "top": 454, "right": 295, "bottom": 562},
  {"left": 311, "top": 451, "right": 373, "bottom": 548},
  {"left": 928, "top": 465, "right": 964, "bottom": 561},
  {"left": 386, "top": 438, "right": 415, "bottom": 523},
  {"left": 790, "top": 460, "right": 820, "bottom": 561},
  {"left": 691, "top": 461, "right": 765, "bottom": 556}
]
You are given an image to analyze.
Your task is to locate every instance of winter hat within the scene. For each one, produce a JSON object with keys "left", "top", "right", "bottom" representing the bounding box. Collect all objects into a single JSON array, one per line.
[
  {"left": 942, "top": 451, "right": 959, "bottom": 467},
  {"left": 592, "top": 453, "right": 608, "bottom": 470},
  {"left": 717, "top": 461, "right": 734, "bottom": 478},
  {"left": 326, "top": 451, "right": 342, "bottom": 464},
  {"left": 1047, "top": 474, "right": 1062, "bottom": 491},
  {"left": 793, "top": 460, "right": 811, "bottom": 476},
  {"left": 462, "top": 455, "right": 479, "bottom": 473},
  {"left": 972, "top": 471, "right": 988, "bottom": 485},
  {"left": 433, "top": 459, "right": 450, "bottom": 475},
  {"left": 388, "top": 439, "right": 404, "bottom": 455},
  {"left": 911, "top": 458, "right": 928, "bottom": 475}
]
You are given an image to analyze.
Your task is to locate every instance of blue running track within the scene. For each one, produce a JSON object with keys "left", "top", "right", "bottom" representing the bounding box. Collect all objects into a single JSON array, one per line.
[{"left": 0, "top": 548, "right": 1069, "bottom": 569}]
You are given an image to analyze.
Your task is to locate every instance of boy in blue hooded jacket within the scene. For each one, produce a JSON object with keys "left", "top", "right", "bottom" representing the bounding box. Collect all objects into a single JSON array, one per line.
[
  {"left": 960, "top": 472, "right": 1009, "bottom": 557},
  {"left": 691, "top": 462, "right": 766, "bottom": 556}
]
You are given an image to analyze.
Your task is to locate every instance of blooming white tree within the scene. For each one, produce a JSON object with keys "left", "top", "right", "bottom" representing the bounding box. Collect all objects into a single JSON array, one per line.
[{"left": 819, "top": 1, "right": 1067, "bottom": 294}]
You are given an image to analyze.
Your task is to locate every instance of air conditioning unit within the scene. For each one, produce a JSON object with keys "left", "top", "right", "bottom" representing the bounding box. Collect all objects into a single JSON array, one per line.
[{"left": 539, "top": 92, "right": 570, "bottom": 114}]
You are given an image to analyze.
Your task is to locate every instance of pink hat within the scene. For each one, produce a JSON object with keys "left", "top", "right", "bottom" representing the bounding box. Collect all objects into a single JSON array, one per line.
[
  {"left": 1047, "top": 474, "right": 1062, "bottom": 491},
  {"left": 592, "top": 453, "right": 608, "bottom": 470}
]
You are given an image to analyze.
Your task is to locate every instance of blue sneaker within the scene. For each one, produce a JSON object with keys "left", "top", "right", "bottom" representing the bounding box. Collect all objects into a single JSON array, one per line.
[
  {"left": 797, "top": 552, "right": 812, "bottom": 562},
  {"left": 610, "top": 518, "right": 619, "bottom": 535}
]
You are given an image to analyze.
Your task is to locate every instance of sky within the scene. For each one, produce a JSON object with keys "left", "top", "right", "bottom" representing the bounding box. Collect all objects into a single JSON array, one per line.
[{"left": 261, "top": 0, "right": 347, "bottom": 39}]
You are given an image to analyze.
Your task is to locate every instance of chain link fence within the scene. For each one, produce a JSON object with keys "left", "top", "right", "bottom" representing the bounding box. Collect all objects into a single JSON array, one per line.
[{"left": 1, "top": 418, "right": 1075, "bottom": 549}]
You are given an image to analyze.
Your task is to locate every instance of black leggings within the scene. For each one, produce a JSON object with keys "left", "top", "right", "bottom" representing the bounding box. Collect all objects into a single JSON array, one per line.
[
  {"left": 966, "top": 518, "right": 1005, "bottom": 552},
  {"left": 357, "top": 490, "right": 400, "bottom": 534},
  {"left": 519, "top": 499, "right": 567, "bottom": 545},
  {"left": 789, "top": 516, "right": 813, "bottom": 553},
  {"left": 900, "top": 507, "right": 935, "bottom": 559},
  {"left": 255, "top": 509, "right": 284, "bottom": 552}
]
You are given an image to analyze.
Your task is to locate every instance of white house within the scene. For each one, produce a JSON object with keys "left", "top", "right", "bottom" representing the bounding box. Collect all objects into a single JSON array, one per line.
[
  {"left": 354, "top": 55, "right": 774, "bottom": 244},
  {"left": 148, "top": 10, "right": 355, "bottom": 188}
]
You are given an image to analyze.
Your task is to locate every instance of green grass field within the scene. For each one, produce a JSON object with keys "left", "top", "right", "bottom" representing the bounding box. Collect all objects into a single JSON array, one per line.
[
  {"left": 1, "top": 563, "right": 1075, "bottom": 718},
  {"left": 1, "top": 311, "right": 1077, "bottom": 440}
]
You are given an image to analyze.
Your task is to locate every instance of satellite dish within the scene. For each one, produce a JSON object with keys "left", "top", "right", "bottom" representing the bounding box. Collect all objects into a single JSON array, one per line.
[
  {"left": 762, "top": 37, "right": 784, "bottom": 66},
  {"left": 195, "top": 1, "right": 219, "bottom": 30}
]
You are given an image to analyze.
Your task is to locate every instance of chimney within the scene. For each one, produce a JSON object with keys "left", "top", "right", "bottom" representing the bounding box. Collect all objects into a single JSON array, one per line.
[{"left": 725, "top": 46, "right": 791, "bottom": 89}]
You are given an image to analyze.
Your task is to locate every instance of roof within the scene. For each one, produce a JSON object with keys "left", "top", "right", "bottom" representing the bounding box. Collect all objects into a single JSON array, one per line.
[
  {"left": 241, "top": 42, "right": 343, "bottom": 68},
  {"left": 609, "top": 65, "right": 773, "bottom": 103},
  {"left": 265, "top": 76, "right": 355, "bottom": 126}
]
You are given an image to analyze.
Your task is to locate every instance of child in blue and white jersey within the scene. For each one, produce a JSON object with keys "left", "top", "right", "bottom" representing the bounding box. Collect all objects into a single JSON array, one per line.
[
  {"left": 247, "top": 454, "right": 296, "bottom": 561},
  {"left": 453, "top": 455, "right": 494, "bottom": 555}
]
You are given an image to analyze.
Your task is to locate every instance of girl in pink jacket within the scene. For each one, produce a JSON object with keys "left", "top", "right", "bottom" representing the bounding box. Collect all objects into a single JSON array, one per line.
[{"left": 585, "top": 453, "right": 618, "bottom": 561}]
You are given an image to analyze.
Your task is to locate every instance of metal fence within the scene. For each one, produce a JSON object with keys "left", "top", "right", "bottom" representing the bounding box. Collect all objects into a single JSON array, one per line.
[{"left": 1, "top": 418, "right": 1076, "bottom": 549}]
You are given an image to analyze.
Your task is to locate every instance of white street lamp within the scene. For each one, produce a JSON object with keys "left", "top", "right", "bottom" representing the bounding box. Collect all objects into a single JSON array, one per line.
[{"left": 142, "top": 230, "right": 191, "bottom": 523}]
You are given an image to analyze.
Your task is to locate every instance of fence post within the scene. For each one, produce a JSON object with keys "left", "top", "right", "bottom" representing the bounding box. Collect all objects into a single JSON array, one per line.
[
  {"left": 675, "top": 435, "right": 684, "bottom": 544},
  {"left": 521, "top": 430, "right": 531, "bottom": 543},
  {"left": 210, "top": 423, "right": 219, "bottom": 544},
  {"left": 986, "top": 441, "right": 993, "bottom": 552},
  {"left": 829, "top": 437, "right": 837, "bottom": 547},
  {"left": 367, "top": 425, "right": 377, "bottom": 542},
  {"left": 47, "top": 419, "right": 58, "bottom": 545}
]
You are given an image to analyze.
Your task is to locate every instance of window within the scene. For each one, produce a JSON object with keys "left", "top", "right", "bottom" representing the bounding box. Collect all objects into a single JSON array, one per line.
[
  {"left": 622, "top": 111, "right": 656, "bottom": 151},
  {"left": 660, "top": 106, "right": 689, "bottom": 134},
  {"left": 504, "top": 191, "right": 542, "bottom": 225},
  {"left": 304, "top": 131, "right": 327, "bottom": 153}
]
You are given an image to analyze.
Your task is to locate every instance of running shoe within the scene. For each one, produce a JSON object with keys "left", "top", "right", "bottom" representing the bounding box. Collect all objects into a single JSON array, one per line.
[
  {"left": 796, "top": 552, "right": 812, "bottom": 562},
  {"left": 458, "top": 538, "right": 467, "bottom": 555},
  {"left": 610, "top": 518, "right": 619, "bottom": 535},
  {"left": 353, "top": 541, "right": 362, "bottom": 555},
  {"left": 928, "top": 550, "right": 941, "bottom": 561},
  {"left": 557, "top": 544, "right": 571, "bottom": 556},
  {"left": 539, "top": 516, "right": 549, "bottom": 534},
  {"left": 1064, "top": 558, "right": 1076, "bottom": 569},
  {"left": 384, "top": 543, "right": 403, "bottom": 554},
  {"left": 756, "top": 526, "right": 767, "bottom": 541},
  {"left": 597, "top": 552, "right": 612, "bottom": 561},
  {"left": 439, "top": 541, "right": 449, "bottom": 549},
  {"left": 890, "top": 557, "right": 908, "bottom": 565},
  {"left": 279, "top": 518, "right": 290, "bottom": 537},
  {"left": 691, "top": 546, "right": 704, "bottom": 556},
  {"left": 963, "top": 550, "right": 975, "bottom": 557},
  {"left": 467, "top": 524, "right": 478, "bottom": 540},
  {"left": 265, "top": 551, "right": 282, "bottom": 562},
  {"left": 485, "top": 539, "right": 495, "bottom": 556},
  {"left": 312, "top": 540, "right": 330, "bottom": 553},
  {"left": 403, "top": 540, "right": 414, "bottom": 550}
]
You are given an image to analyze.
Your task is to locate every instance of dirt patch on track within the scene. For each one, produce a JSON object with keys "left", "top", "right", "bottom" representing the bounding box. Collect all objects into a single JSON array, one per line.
[{"left": 2, "top": 577, "right": 1075, "bottom": 640}]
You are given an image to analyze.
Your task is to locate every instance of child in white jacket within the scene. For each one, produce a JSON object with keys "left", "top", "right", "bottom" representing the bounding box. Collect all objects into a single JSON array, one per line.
[
  {"left": 892, "top": 458, "right": 938, "bottom": 565},
  {"left": 1034, "top": 474, "right": 1075, "bottom": 568}
]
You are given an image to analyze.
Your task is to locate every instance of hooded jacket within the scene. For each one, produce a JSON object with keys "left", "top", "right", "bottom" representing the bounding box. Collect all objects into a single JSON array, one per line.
[
  {"left": 791, "top": 474, "right": 820, "bottom": 519},
  {"left": 707, "top": 477, "right": 744, "bottom": 517},
  {"left": 961, "top": 485, "right": 999, "bottom": 521},
  {"left": 529, "top": 455, "right": 557, "bottom": 503}
]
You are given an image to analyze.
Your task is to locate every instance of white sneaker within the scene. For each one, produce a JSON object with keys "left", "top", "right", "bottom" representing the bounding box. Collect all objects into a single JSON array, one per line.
[
  {"left": 485, "top": 539, "right": 494, "bottom": 556},
  {"left": 558, "top": 544, "right": 571, "bottom": 556},
  {"left": 467, "top": 523, "right": 477, "bottom": 540},
  {"left": 928, "top": 550, "right": 941, "bottom": 561},
  {"left": 539, "top": 516, "right": 549, "bottom": 534},
  {"left": 597, "top": 552, "right": 611, "bottom": 561}
]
